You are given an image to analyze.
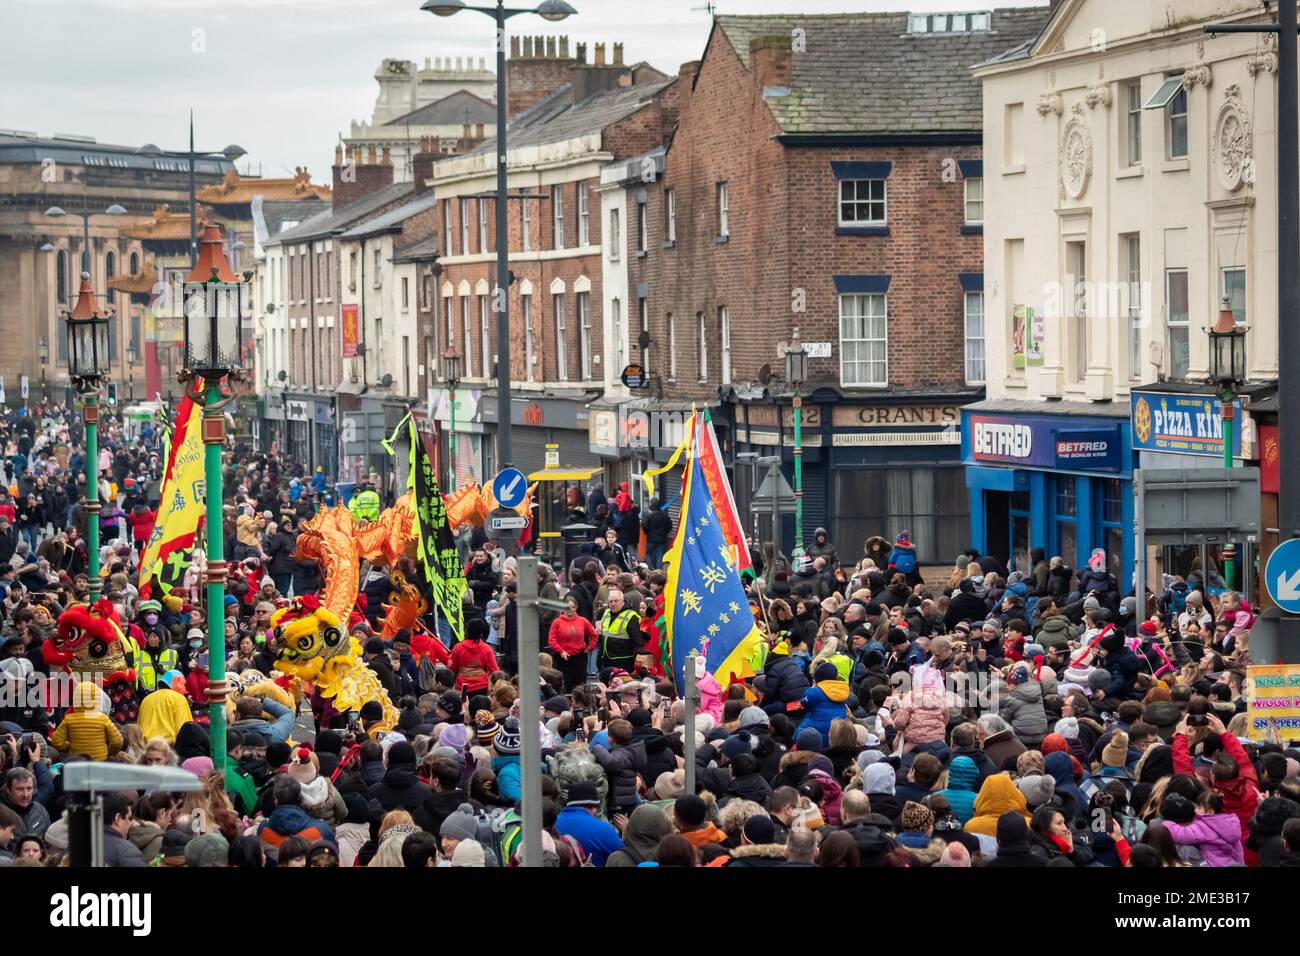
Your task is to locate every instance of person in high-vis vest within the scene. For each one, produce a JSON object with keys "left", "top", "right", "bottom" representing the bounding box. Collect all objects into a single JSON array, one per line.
[
  {"left": 136, "top": 629, "right": 180, "bottom": 695},
  {"left": 348, "top": 481, "right": 381, "bottom": 523},
  {"left": 597, "top": 589, "right": 644, "bottom": 673}
]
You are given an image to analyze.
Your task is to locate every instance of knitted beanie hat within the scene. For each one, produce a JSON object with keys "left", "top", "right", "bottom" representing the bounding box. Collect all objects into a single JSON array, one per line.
[
  {"left": 900, "top": 800, "right": 934, "bottom": 833},
  {"left": 475, "top": 709, "right": 500, "bottom": 746},
  {"left": 287, "top": 746, "right": 318, "bottom": 784},
  {"left": 1016, "top": 773, "right": 1056, "bottom": 808},
  {"left": 1102, "top": 731, "right": 1130, "bottom": 769},
  {"left": 493, "top": 716, "right": 521, "bottom": 756}
]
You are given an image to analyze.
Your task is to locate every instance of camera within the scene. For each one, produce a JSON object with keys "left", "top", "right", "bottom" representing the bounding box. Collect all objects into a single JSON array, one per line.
[{"left": 1188, "top": 714, "right": 1209, "bottom": 727}]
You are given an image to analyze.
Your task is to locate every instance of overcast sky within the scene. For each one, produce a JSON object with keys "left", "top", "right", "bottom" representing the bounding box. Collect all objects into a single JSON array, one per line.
[{"left": 4, "top": 0, "right": 1048, "bottom": 184}]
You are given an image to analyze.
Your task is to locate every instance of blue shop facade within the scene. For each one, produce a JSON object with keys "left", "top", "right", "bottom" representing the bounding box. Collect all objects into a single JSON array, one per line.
[{"left": 961, "top": 400, "right": 1134, "bottom": 585}]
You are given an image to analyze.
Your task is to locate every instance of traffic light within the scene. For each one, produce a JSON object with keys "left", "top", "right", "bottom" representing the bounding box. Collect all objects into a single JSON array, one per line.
[{"left": 106, "top": 382, "right": 118, "bottom": 406}]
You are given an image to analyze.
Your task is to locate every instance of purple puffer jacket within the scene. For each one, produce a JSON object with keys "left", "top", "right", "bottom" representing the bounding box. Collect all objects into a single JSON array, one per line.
[{"left": 1163, "top": 813, "right": 1244, "bottom": 867}]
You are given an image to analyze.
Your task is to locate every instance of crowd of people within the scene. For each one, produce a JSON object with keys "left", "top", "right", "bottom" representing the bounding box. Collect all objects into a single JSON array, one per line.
[{"left": 2, "top": 397, "right": 1298, "bottom": 870}]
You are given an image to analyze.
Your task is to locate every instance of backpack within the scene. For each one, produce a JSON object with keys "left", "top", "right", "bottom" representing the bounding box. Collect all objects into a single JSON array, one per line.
[
  {"left": 416, "top": 654, "right": 439, "bottom": 695},
  {"left": 892, "top": 547, "right": 917, "bottom": 575},
  {"left": 469, "top": 805, "right": 509, "bottom": 867},
  {"left": 546, "top": 745, "right": 610, "bottom": 820}
]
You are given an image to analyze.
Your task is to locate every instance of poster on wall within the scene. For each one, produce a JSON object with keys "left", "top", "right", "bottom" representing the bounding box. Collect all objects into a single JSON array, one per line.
[
  {"left": 341, "top": 303, "right": 359, "bottom": 359},
  {"left": 1027, "top": 307, "right": 1045, "bottom": 367},
  {"left": 1011, "top": 305, "right": 1027, "bottom": 369},
  {"left": 1247, "top": 664, "right": 1300, "bottom": 743}
]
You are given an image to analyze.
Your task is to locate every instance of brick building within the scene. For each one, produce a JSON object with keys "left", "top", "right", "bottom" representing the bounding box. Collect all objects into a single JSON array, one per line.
[
  {"left": 605, "top": 9, "right": 1047, "bottom": 565},
  {"left": 425, "top": 39, "right": 673, "bottom": 480}
]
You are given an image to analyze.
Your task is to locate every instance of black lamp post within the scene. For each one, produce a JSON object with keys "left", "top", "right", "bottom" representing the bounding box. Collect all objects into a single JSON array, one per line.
[
  {"left": 1207, "top": 294, "right": 1248, "bottom": 588},
  {"left": 785, "top": 335, "right": 807, "bottom": 559},
  {"left": 420, "top": 0, "right": 577, "bottom": 472},
  {"left": 442, "top": 347, "right": 462, "bottom": 494}
]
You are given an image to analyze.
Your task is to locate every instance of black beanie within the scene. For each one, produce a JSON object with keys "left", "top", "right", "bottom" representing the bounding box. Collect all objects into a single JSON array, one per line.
[
  {"left": 315, "top": 730, "right": 343, "bottom": 755},
  {"left": 266, "top": 741, "right": 291, "bottom": 769},
  {"left": 1099, "top": 629, "right": 1126, "bottom": 655},
  {"left": 387, "top": 741, "right": 417, "bottom": 767},
  {"left": 996, "top": 810, "right": 1029, "bottom": 847},
  {"left": 675, "top": 794, "right": 707, "bottom": 827},
  {"left": 1160, "top": 792, "right": 1197, "bottom": 825},
  {"left": 466, "top": 618, "right": 489, "bottom": 641}
]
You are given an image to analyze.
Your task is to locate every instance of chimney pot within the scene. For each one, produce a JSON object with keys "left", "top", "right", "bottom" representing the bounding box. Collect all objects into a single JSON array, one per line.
[
  {"left": 334, "top": 145, "right": 343, "bottom": 164},
  {"left": 381, "top": 146, "right": 391, "bottom": 165},
  {"left": 456, "top": 56, "right": 463, "bottom": 70},
  {"left": 613, "top": 42, "right": 624, "bottom": 67},
  {"left": 424, "top": 57, "right": 431, "bottom": 70},
  {"left": 367, "top": 145, "right": 377, "bottom": 164},
  {"left": 595, "top": 42, "right": 606, "bottom": 66},
  {"left": 476, "top": 123, "right": 485, "bottom": 138},
  {"left": 479, "top": 56, "right": 485, "bottom": 70},
  {"left": 545, "top": 36, "right": 556, "bottom": 58},
  {"left": 511, "top": 36, "right": 520, "bottom": 58},
  {"left": 559, "top": 36, "right": 569, "bottom": 58},
  {"left": 576, "top": 41, "right": 587, "bottom": 63}
]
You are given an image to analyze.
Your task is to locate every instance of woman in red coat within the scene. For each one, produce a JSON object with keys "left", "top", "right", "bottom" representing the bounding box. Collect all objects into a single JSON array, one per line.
[
  {"left": 448, "top": 617, "right": 499, "bottom": 694},
  {"left": 548, "top": 595, "right": 597, "bottom": 693}
]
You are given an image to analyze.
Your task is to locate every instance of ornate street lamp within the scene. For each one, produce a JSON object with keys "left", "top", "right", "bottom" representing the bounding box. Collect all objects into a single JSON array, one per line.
[
  {"left": 785, "top": 334, "right": 808, "bottom": 561},
  {"left": 180, "top": 223, "right": 251, "bottom": 773},
  {"left": 1206, "top": 295, "right": 1248, "bottom": 587},
  {"left": 442, "top": 347, "right": 462, "bottom": 494},
  {"left": 62, "top": 272, "right": 113, "bottom": 601}
]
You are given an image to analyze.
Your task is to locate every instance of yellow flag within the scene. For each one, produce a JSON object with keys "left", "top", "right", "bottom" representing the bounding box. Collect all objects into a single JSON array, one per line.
[{"left": 139, "top": 395, "right": 205, "bottom": 596}]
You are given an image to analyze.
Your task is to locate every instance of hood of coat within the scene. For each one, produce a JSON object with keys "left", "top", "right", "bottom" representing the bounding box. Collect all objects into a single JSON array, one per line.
[
  {"left": 621, "top": 804, "right": 672, "bottom": 862},
  {"left": 728, "top": 843, "right": 786, "bottom": 861},
  {"left": 815, "top": 679, "right": 850, "bottom": 703},
  {"left": 947, "top": 756, "right": 980, "bottom": 793},
  {"left": 972, "top": 773, "right": 1030, "bottom": 821}
]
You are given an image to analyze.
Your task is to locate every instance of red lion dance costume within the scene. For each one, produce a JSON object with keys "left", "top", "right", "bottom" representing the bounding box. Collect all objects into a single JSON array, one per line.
[{"left": 43, "top": 600, "right": 138, "bottom": 723}]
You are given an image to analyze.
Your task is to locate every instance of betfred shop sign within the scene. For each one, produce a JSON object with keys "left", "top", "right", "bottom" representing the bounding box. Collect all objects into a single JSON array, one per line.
[{"left": 967, "top": 414, "right": 1124, "bottom": 474}]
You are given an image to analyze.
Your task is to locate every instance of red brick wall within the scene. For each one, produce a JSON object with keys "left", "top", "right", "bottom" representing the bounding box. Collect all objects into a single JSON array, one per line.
[{"left": 636, "top": 28, "right": 983, "bottom": 403}]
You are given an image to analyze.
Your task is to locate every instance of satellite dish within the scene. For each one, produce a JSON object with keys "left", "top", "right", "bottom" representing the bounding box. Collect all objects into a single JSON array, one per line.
[
  {"left": 757, "top": 363, "right": 772, "bottom": 386},
  {"left": 266, "top": 302, "right": 276, "bottom": 313},
  {"left": 276, "top": 370, "right": 287, "bottom": 382},
  {"left": 355, "top": 342, "right": 367, "bottom": 356},
  {"left": 637, "top": 330, "right": 651, "bottom": 350},
  {"left": 381, "top": 373, "right": 394, "bottom": 388}
]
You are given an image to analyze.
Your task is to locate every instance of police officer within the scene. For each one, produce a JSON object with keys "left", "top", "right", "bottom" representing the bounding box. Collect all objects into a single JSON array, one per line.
[
  {"left": 597, "top": 589, "right": 644, "bottom": 674},
  {"left": 136, "top": 626, "right": 179, "bottom": 695},
  {"left": 348, "top": 480, "right": 381, "bottom": 523}
]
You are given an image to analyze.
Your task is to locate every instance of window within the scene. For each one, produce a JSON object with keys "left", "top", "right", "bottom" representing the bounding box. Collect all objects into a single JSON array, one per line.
[
  {"left": 552, "top": 185, "right": 564, "bottom": 250},
  {"left": 554, "top": 293, "right": 567, "bottom": 380},
  {"left": 716, "top": 182, "right": 729, "bottom": 237},
  {"left": 401, "top": 276, "right": 409, "bottom": 310},
  {"left": 523, "top": 294, "right": 534, "bottom": 382},
  {"left": 668, "top": 313, "right": 676, "bottom": 381},
  {"left": 1067, "top": 240, "right": 1088, "bottom": 382},
  {"left": 1101, "top": 478, "right": 1125, "bottom": 581},
  {"left": 636, "top": 200, "right": 647, "bottom": 254},
  {"left": 720, "top": 306, "right": 731, "bottom": 385},
  {"left": 349, "top": 251, "right": 358, "bottom": 291},
  {"left": 1056, "top": 475, "right": 1078, "bottom": 564},
  {"left": 105, "top": 251, "right": 115, "bottom": 282},
  {"left": 372, "top": 247, "right": 382, "bottom": 288},
  {"left": 839, "top": 293, "right": 887, "bottom": 386},
  {"left": 56, "top": 250, "right": 67, "bottom": 303},
  {"left": 1004, "top": 102, "right": 1025, "bottom": 168},
  {"left": 403, "top": 335, "right": 411, "bottom": 396},
  {"left": 462, "top": 297, "right": 474, "bottom": 377},
  {"left": 129, "top": 315, "right": 141, "bottom": 360},
  {"left": 521, "top": 192, "right": 531, "bottom": 252},
  {"left": 444, "top": 200, "right": 454, "bottom": 256},
  {"left": 964, "top": 177, "right": 983, "bottom": 225},
  {"left": 578, "top": 292, "right": 592, "bottom": 379},
  {"left": 577, "top": 183, "right": 589, "bottom": 245},
  {"left": 612, "top": 297, "right": 623, "bottom": 371},
  {"left": 665, "top": 189, "right": 676, "bottom": 243},
  {"left": 1125, "top": 81, "right": 1143, "bottom": 166},
  {"left": 478, "top": 198, "right": 489, "bottom": 252},
  {"left": 108, "top": 315, "right": 118, "bottom": 363},
  {"left": 479, "top": 296, "right": 491, "bottom": 379},
  {"left": 1123, "top": 235, "right": 1142, "bottom": 380},
  {"left": 833, "top": 468, "right": 969, "bottom": 569},
  {"left": 1168, "top": 87, "right": 1188, "bottom": 159},
  {"left": 460, "top": 199, "right": 470, "bottom": 254},
  {"left": 1223, "top": 267, "right": 1246, "bottom": 325},
  {"left": 129, "top": 251, "right": 139, "bottom": 274},
  {"left": 697, "top": 311, "right": 708, "bottom": 381},
  {"left": 1166, "top": 268, "right": 1189, "bottom": 378},
  {"left": 443, "top": 295, "right": 453, "bottom": 346},
  {"left": 839, "top": 179, "right": 886, "bottom": 225},
  {"left": 608, "top": 208, "right": 620, "bottom": 260},
  {"left": 964, "top": 291, "right": 985, "bottom": 384}
]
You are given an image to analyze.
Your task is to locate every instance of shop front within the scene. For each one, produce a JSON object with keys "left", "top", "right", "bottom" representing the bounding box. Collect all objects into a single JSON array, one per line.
[
  {"left": 481, "top": 391, "right": 600, "bottom": 477},
  {"left": 733, "top": 392, "right": 974, "bottom": 566},
  {"left": 282, "top": 392, "right": 338, "bottom": 481},
  {"left": 428, "top": 385, "right": 488, "bottom": 489},
  {"left": 962, "top": 401, "right": 1133, "bottom": 582},
  {"left": 1130, "top": 384, "right": 1268, "bottom": 600}
]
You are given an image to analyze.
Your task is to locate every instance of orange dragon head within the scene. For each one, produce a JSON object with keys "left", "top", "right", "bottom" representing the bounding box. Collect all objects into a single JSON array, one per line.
[{"left": 44, "top": 600, "right": 130, "bottom": 678}]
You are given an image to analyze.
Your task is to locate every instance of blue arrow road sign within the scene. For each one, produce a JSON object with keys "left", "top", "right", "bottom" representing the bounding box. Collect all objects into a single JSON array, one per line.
[
  {"left": 492, "top": 467, "right": 528, "bottom": 509},
  {"left": 1265, "top": 538, "right": 1300, "bottom": 614}
]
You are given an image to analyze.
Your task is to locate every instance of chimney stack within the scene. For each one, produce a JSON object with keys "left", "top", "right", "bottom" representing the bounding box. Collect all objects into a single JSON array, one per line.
[
  {"left": 595, "top": 42, "right": 606, "bottom": 66},
  {"left": 334, "top": 145, "right": 343, "bottom": 164},
  {"left": 613, "top": 43, "right": 624, "bottom": 67},
  {"left": 576, "top": 41, "right": 586, "bottom": 63},
  {"left": 749, "top": 36, "right": 793, "bottom": 90},
  {"left": 510, "top": 36, "right": 519, "bottom": 57},
  {"left": 367, "top": 144, "right": 377, "bottom": 164},
  {"left": 381, "top": 145, "right": 391, "bottom": 165},
  {"left": 476, "top": 123, "right": 485, "bottom": 139}
]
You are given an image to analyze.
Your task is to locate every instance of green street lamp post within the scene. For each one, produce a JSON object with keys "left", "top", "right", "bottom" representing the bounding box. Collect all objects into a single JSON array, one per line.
[
  {"left": 443, "top": 348, "right": 461, "bottom": 493},
  {"left": 181, "top": 224, "right": 251, "bottom": 774},
  {"left": 1207, "top": 295, "right": 1248, "bottom": 591},
  {"left": 785, "top": 335, "right": 807, "bottom": 561},
  {"left": 62, "top": 272, "right": 113, "bottom": 602}
]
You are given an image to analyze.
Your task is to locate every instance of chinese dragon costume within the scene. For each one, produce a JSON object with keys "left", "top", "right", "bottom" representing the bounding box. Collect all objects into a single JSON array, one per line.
[
  {"left": 43, "top": 600, "right": 139, "bottom": 723},
  {"left": 268, "top": 495, "right": 419, "bottom": 737}
]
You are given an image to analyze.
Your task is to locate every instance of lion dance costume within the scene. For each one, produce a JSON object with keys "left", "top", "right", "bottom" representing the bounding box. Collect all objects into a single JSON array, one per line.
[
  {"left": 43, "top": 600, "right": 138, "bottom": 723},
  {"left": 268, "top": 498, "right": 420, "bottom": 737}
]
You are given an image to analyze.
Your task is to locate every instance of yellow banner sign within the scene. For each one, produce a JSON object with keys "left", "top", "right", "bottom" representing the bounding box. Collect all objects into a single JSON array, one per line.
[{"left": 1246, "top": 664, "right": 1300, "bottom": 743}]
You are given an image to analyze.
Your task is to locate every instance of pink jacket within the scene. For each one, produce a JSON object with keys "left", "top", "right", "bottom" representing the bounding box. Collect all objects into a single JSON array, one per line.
[
  {"left": 1163, "top": 813, "right": 1244, "bottom": 868},
  {"left": 891, "top": 685, "right": 948, "bottom": 745}
]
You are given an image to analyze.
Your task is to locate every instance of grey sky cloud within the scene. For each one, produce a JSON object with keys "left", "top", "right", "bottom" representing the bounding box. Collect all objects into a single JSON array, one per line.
[{"left": 4, "top": 0, "right": 1048, "bottom": 184}]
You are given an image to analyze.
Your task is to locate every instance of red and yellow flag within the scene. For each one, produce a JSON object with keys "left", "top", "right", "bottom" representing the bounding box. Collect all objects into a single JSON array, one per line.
[{"left": 138, "top": 393, "right": 204, "bottom": 598}]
